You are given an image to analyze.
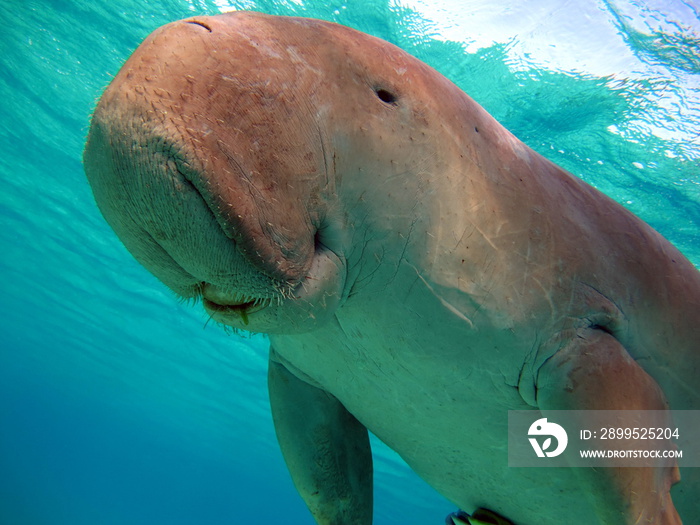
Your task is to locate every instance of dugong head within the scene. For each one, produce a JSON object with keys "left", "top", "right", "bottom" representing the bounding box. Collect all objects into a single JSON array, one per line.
[{"left": 84, "top": 11, "right": 470, "bottom": 333}]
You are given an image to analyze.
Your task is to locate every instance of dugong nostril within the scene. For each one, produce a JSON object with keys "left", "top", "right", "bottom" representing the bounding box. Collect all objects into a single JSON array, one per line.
[{"left": 186, "top": 20, "right": 212, "bottom": 32}]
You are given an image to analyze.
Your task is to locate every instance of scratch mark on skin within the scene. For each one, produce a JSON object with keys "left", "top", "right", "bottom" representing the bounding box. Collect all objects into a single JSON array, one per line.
[
  {"left": 531, "top": 276, "right": 556, "bottom": 319},
  {"left": 314, "top": 119, "right": 331, "bottom": 191},
  {"left": 409, "top": 263, "right": 475, "bottom": 329},
  {"left": 471, "top": 222, "right": 499, "bottom": 251},
  {"left": 387, "top": 218, "right": 417, "bottom": 286},
  {"left": 452, "top": 223, "right": 476, "bottom": 252}
]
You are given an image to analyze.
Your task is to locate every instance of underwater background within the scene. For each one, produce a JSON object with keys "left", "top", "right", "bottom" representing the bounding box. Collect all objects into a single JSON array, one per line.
[{"left": 1, "top": 0, "right": 698, "bottom": 523}]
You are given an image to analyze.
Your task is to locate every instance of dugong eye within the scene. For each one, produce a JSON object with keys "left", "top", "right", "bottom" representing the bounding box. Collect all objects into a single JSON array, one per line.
[{"left": 374, "top": 87, "right": 398, "bottom": 105}]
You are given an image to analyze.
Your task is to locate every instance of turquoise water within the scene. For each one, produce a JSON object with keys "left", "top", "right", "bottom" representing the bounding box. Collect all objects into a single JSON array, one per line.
[{"left": 1, "top": 0, "right": 698, "bottom": 523}]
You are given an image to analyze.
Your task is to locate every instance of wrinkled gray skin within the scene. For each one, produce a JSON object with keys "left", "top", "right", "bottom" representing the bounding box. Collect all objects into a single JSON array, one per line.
[{"left": 84, "top": 12, "right": 700, "bottom": 524}]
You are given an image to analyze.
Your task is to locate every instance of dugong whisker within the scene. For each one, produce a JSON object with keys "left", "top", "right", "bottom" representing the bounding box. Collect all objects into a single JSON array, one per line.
[{"left": 203, "top": 311, "right": 216, "bottom": 330}]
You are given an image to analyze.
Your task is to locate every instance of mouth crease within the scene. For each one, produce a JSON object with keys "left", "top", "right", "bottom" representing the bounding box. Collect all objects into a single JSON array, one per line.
[
  {"left": 173, "top": 156, "right": 284, "bottom": 280},
  {"left": 203, "top": 298, "right": 254, "bottom": 312},
  {"left": 203, "top": 299, "right": 255, "bottom": 326},
  {"left": 170, "top": 151, "right": 237, "bottom": 238},
  {"left": 169, "top": 145, "right": 299, "bottom": 296}
]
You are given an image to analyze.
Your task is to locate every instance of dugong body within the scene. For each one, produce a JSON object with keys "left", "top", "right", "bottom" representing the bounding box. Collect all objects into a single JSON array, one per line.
[{"left": 83, "top": 12, "right": 700, "bottom": 524}]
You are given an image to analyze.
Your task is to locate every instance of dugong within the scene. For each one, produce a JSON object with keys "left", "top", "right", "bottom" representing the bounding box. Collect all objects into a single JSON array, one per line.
[{"left": 83, "top": 11, "right": 700, "bottom": 524}]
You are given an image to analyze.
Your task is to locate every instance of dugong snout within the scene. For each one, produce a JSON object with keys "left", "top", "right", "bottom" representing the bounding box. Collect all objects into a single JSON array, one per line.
[
  {"left": 83, "top": 14, "right": 348, "bottom": 333},
  {"left": 83, "top": 102, "right": 278, "bottom": 299}
]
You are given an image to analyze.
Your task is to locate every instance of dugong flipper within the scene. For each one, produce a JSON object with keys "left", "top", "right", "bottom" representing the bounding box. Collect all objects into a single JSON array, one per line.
[
  {"left": 83, "top": 11, "right": 700, "bottom": 525},
  {"left": 268, "top": 351, "right": 373, "bottom": 523},
  {"left": 538, "top": 329, "right": 682, "bottom": 523}
]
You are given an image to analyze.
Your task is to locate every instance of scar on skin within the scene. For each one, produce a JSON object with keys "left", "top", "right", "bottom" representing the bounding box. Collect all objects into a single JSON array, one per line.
[{"left": 409, "top": 263, "right": 474, "bottom": 328}]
